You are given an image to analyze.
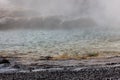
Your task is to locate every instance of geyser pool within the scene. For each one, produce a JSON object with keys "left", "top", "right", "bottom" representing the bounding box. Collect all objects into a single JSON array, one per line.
[{"left": 0, "top": 29, "right": 120, "bottom": 56}]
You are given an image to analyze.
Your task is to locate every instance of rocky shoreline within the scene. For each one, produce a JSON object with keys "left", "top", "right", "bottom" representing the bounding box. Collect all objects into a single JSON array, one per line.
[
  {"left": 0, "top": 57, "right": 120, "bottom": 80},
  {"left": 0, "top": 64, "right": 120, "bottom": 80}
]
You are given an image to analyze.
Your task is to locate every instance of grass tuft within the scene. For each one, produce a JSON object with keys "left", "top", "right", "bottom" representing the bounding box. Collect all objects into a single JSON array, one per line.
[
  {"left": 86, "top": 52, "right": 99, "bottom": 57},
  {"left": 52, "top": 52, "right": 100, "bottom": 60}
]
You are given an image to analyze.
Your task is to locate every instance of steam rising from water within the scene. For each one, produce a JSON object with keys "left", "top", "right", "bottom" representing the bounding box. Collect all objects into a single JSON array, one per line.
[
  {"left": 0, "top": 0, "right": 120, "bottom": 29},
  {"left": 0, "top": 0, "right": 13, "bottom": 9}
]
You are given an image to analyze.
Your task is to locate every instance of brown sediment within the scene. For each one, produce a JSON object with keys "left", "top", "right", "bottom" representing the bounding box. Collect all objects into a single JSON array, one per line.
[
  {"left": 51, "top": 50, "right": 120, "bottom": 60},
  {"left": 1, "top": 50, "right": 120, "bottom": 62},
  {"left": 52, "top": 52, "right": 100, "bottom": 60}
]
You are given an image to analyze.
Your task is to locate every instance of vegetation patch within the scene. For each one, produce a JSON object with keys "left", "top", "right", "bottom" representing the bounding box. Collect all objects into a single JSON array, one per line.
[
  {"left": 52, "top": 52, "right": 100, "bottom": 60},
  {"left": 86, "top": 52, "right": 99, "bottom": 57}
]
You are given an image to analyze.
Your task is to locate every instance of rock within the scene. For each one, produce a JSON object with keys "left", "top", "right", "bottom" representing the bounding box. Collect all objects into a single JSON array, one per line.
[
  {"left": 39, "top": 56, "right": 53, "bottom": 60},
  {"left": 13, "top": 64, "right": 20, "bottom": 69},
  {"left": 0, "top": 58, "right": 10, "bottom": 64}
]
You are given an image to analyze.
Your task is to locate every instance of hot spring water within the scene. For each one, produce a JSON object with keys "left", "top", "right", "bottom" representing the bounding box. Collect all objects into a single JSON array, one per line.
[{"left": 0, "top": 29, "right": 120, "bottom": 56}]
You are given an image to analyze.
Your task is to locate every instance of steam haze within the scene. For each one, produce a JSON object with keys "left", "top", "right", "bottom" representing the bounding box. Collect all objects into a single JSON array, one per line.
[{"left": 0, "top": 0, "right": 120, "bottom": 29}]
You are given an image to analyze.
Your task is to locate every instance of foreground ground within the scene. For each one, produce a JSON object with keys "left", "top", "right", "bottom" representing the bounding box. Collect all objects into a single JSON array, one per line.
[
  {"left": 1, "top": 65, "right": 120, "bottom": 80},
  {"left": 1, "top": 56, "right": 120, "bottom": 80}
]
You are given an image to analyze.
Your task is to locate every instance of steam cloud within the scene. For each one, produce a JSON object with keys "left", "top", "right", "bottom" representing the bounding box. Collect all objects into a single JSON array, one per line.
[
  {"left": 0, "top": 0, "right": 120, "bottom": 30},
  {"left": 0, "top": 0, "right": 13, "bottom": 9}
]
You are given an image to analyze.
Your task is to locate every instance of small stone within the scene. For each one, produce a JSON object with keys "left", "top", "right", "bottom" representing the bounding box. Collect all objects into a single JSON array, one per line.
[
  {"left": 13, "top": 64, "right": 20, "bottom": 69},
  {"left": 0, "top": 58, "right": 10, "bottom": 64}
]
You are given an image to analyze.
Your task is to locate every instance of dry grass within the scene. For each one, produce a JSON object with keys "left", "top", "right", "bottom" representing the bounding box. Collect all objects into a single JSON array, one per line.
[
  {"left": 86, "top": 52, "right": 99, "bottom": 57},
  {"left": 52, "top": 52, "right": 100, "bottom": 60},
  {"left": 1, "top": 50, "right": 120, "bottom": 61}
]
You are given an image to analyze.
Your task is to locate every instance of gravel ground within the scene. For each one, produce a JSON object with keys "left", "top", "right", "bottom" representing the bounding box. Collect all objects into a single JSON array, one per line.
[
  {"left": 1, "top": 57, "right": 120, "bottom": 80},
  {"left": 0, "top": 64, "right": 120, "bottom": 80}
]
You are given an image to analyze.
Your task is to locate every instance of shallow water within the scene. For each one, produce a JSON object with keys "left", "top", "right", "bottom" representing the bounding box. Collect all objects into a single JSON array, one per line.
[{"left": 0, "top": 28, "right": 120, "bottom": 55}]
